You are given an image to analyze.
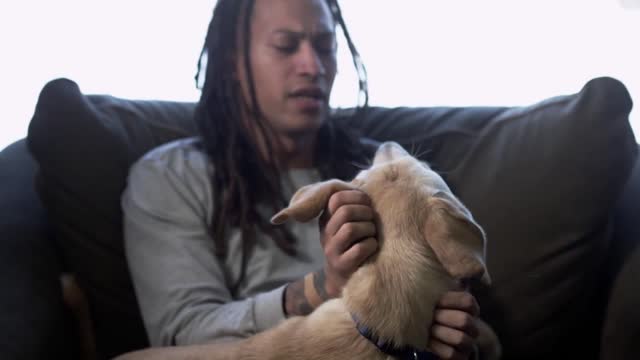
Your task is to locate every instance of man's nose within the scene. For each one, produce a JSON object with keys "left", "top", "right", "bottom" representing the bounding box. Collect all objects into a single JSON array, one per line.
[{"left": 296, "top": 42, "right": 325, "bottom": 79}]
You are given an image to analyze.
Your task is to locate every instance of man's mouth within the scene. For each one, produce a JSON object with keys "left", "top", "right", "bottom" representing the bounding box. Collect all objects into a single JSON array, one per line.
[
  {"left": 289, "top": 87, "right": 327, "bottom": 101},
  {"left": 288, "top": 87, "right": 327, "bottom": 114}
]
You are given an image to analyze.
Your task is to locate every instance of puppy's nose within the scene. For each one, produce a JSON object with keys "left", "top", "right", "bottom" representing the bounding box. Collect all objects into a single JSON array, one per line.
[
  {"left": 379, "top": 141, "right": 399, "bottom": 154},
  {"left": 456, "top": 279, "right": 471, "bottom": 291},
  {"left": 373, "top": 141, "right": 407, "bottom": 164},
  {"left": 458, "top": 271, "right": 491, "bottom": 289}
]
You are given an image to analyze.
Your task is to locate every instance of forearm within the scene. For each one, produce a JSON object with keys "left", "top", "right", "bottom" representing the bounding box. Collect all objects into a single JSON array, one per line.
[
  {"left": 143, "top": 286, "right": 288, "bottom": 346},
  {"left": 283, "top": 269, "right": 333, "bottom": 317}
]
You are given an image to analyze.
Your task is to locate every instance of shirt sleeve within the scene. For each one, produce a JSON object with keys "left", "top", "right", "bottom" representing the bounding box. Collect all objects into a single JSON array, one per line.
[{"left": 121, "top": 149, "right": 287, "bottom": 346}]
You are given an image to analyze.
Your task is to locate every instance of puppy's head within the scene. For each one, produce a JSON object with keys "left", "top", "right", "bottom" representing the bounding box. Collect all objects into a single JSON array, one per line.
[{"left": 271, "top": 141, "right": 490, "bottom": 285}]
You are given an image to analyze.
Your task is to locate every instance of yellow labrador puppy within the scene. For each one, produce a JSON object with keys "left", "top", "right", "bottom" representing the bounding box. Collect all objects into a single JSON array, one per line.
[{"left": 116, "top": 141, "right": 496, "bottom": 360}]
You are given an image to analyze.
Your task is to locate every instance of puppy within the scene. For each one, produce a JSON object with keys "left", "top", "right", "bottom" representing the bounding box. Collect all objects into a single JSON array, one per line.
[{"left": 116, "top": 141, "right": 496, "bottom": 360}]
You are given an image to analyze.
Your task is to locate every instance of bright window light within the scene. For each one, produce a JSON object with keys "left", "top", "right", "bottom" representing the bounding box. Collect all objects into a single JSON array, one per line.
[{"left": 1, "top": 0, "right": 638, "bottom": 151}]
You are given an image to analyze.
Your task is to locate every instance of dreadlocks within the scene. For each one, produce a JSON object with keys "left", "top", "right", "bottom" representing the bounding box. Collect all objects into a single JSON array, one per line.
[{"left": 193, "top": 0, "right": 370, "bottom": 292}]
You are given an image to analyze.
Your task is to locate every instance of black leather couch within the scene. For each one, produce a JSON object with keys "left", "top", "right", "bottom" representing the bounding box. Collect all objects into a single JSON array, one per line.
[{"left": 1, "top": 77, "right": 638, "bottom": 360}]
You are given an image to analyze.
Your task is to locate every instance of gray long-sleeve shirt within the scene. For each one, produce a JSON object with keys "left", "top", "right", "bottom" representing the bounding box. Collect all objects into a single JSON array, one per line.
[{"left": 121, "top": 138, "right": 324, "bottom": 346}]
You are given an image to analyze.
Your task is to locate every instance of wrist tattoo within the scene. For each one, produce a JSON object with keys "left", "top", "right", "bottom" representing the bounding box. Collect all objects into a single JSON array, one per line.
[
  {"left": 312, "top": 269, "right": 331, "bottom": 300},
  {"left": 284, "top": 270, "right": 332, "bottom": 317},
  {"left": 284, "top": 278, "right": 313, "bottom": 317}
]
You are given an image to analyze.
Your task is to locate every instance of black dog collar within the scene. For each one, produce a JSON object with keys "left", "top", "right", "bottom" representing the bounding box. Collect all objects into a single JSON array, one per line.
[{"left": 351, "top": 313, "right": 436, "bottom": 360}]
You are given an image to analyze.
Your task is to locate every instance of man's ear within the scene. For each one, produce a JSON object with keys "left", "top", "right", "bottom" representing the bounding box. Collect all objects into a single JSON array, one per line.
[
  {"left": 271, "top": 179, "right": 356, "bottom": 225},
  {"left": 423, "top": 192, "right": 491, "bottom": 285}
]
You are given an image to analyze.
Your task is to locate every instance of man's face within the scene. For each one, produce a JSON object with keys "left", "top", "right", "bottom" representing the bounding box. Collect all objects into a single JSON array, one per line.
[{"left": 238, "top": 0, "right": 337, "bottom": 137}]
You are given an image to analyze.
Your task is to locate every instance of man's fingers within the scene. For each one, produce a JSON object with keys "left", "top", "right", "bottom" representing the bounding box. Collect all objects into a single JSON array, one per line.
[
  {"left": 431, "top": 324, "right": 475, "bottom": 350},
  {"left": 326, "top": 190, "right": 371, "bottom": 216},
  {"left": 437, "top": 291, "right": 480, "bottom": 316},
  {"left": 333, "top": 221, "right": 376, "bottom": 252},
  {"left": 337, "top": 237, "right": 378, "bottom": 271},
  {"left": 318, "top": 190, "right": 376, "bottom": 292},
  {"left": 324, "top": 221, "right": 377, "bottom": 259},
  {"left": 428, "top": 339, "right": 469, "bottom": 360},
  {"left": 433, "top": 309, "right": 480, "bottom": 339},
  {"left": 324, "top": 205, "right": 374, "bottom": 236}
]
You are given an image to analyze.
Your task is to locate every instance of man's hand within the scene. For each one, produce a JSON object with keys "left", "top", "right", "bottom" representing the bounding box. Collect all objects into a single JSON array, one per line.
[
  {"left": 319, "top": 189, "right": 378, "bottom": 297},
  {"left": 283, "top": 189, "right": 377, "bottom": 316},
  {"left": 429, "top": 291, "right": 481, "bottom": 360}
]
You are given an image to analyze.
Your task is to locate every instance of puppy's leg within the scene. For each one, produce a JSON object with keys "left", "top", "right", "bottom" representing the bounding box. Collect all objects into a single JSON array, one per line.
[
  {"left": 113, "top": 316, "right": 311, "bottom": 360},
  {"left": 113, "top": 341, "right": 240, "bottom": 360}
]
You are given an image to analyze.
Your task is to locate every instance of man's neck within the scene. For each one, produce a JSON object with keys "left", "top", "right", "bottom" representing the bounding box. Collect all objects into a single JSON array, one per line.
[
  {"left": 278, "top": 133, "right": 317, "bottom": 169},
  {"left": 247, "top": 122, "right": 318, "bottom": 169}
]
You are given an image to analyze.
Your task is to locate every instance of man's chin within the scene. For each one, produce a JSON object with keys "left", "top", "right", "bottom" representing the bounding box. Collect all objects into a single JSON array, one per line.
[{"left": 281, "top": 115, "right": 326, "bottom": 136}]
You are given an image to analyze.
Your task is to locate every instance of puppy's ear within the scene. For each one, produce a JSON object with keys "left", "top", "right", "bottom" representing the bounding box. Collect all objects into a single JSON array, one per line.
[
  {"left": 271, "top": 180, "right": 356, "bottom": 225},
  {"left": 423, "top": 193, "right": 491, "bottom": 285}
]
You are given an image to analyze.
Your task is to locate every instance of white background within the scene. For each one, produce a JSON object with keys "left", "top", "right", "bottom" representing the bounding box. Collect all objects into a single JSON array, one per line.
[{"left": 1, "top": 0, "right": 638, "bottom": 151}]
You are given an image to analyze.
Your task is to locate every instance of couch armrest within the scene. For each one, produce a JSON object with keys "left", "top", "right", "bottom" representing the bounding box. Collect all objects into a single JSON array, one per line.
[
  {"left": 600, "top": 245, "right": 640, "bottom": 359},
  {"left": 609, "top": 145, "right": 640, "bottom": 274},
  {"left": 0, "top": 139, "right": 76, "bottom": 359},
  {"left": 601, "top": 145, "right": 640, "bottom": 360}
]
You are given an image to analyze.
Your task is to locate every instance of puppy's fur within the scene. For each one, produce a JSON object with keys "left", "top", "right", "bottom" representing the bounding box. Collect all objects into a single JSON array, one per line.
[{"left": 116, "top": 142, "right": 498, "bottom": 360}]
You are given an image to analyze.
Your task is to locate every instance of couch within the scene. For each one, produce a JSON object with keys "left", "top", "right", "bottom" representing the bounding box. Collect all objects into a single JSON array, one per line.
[{"left": 1, "top": 77, "right": 638, "bottom": 360}]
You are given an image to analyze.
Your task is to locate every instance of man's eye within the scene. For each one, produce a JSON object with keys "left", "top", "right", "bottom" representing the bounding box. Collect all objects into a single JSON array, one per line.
[
  {"left": 315, "top": 44, "right": 335, "bottom": 55},
  {"left": 274, "top": 44, "right": 298, "bottom": 54},
  {"left": 314, "top": 38, "right": 336, "bottom": 56}
]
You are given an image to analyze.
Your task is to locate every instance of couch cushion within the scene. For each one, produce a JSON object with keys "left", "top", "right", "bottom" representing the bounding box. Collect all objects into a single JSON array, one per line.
[
  {"left": 345, "top": 77, "right": 638, "bottom": 359},
  {"left": 27, "top": 78, "right": 197, "bottom": 359},
  {"left": 27, "top": 77, "right": 637, "bottom": 359}
]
